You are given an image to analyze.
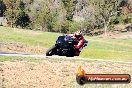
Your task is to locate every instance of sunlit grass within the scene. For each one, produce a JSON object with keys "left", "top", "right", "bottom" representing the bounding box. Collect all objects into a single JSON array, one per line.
[
  {"left": 0, "top": 26, "right": 60, "bottom": 47},
  {"left": 0, "top": 26, "right": 132, "bottom": 61}
]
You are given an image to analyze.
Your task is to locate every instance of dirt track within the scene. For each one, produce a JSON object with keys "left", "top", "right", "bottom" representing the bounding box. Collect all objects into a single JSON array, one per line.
[
  {"left": 0, "top": 58, "right": 132, "bottom": 88},
  {"left": 0, "top": 42, "right": 47, "bottom": 54}
]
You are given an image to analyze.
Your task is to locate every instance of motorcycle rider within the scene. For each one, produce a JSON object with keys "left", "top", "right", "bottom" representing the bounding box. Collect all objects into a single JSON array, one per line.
[{"left": 67, "top": 30, "right": 85, "bottom": 55}]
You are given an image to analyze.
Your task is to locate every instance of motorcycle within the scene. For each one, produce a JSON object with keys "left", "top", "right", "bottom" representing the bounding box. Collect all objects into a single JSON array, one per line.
[{"left": 46, "top": 34, "right": 88, "bottom": 57}]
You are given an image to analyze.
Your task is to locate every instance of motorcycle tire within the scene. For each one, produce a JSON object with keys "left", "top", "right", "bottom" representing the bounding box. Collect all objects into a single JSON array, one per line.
[{"left": 46, "top": 45, "right": 56, "bottom": 56}]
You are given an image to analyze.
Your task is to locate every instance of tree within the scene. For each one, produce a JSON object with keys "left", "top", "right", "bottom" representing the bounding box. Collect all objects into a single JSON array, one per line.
[
  {"left": 4, "top": 0, "right": 20, "bottom": 27},
  {"left": 89, "top": 0, "right": 122, "bottom": 36},
  {"left": 128, "top": 0, "right": 132, "bottom": 7},
  {"left": 31, "top": 1, "right": 52, "bottom": 31},
  {"left": 30, "top": 0, "right": 63, "bottom": 31},
  {"left": 62, "top": 0, "right": 77, "bottom": 21},
  {"left": 19, "top": 0, "right": 25, "bottom": 11},
  {"left": 0, "top": 0, "right": 6, "bottom": 17},
  {"left": 15, "top": 11, "right": 31, "bottom": 28},
  {"left": 15, "top": 0, "right": 31, "bottom": 28}
]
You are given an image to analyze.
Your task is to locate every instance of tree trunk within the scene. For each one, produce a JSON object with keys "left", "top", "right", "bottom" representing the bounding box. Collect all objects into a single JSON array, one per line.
[
  {"left": 103, "top": 19, "right": 107, "bottom": 36},
  {"left": 41, "top": 23, "right": 46, "bottom": 31},
  {"left": 104, "top": 24, "right": 107, "bottom": 36},
  {"left": 103, "top": 19, "right": 108, "bottom": 36}
]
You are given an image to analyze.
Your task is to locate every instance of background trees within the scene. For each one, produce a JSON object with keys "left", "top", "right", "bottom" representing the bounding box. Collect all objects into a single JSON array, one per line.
[
  {"left": 0, "top": 0, "right": 131, "bottom": 35},
  {"left": 30, "top": 0, "right": 62, "bottom": 31},
  {"left": 15, "top": 0, "right": 31, "bottom": 28},
  {"left": 4, "top": 0, "right": 20, "bottom": 27},
  {"left": 0, "top": 0, "right": 6, "bottom": 17},
  {"left": 88, "top": 0, "right": 122, "bottom": 36}
]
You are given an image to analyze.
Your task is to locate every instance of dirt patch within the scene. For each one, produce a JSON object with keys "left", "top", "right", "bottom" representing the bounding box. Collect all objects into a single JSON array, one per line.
[
  {"left": 0, "top": 59, "right": 132, "bottom": 88},
  {"left": 0, "top": 42, "right": 47, "bottom": 54}
]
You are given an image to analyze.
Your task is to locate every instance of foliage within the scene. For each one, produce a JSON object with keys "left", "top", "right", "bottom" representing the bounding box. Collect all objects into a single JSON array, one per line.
[
  {"left": 62, "top": 0, "right": 77, "bottom": 21},
  {"left": 15, "top": 11, "right": 31, "bottom": 28},
  {"left": 15, "top": 0, "right": 31, "bottom": 28},
  {"left": 61, "top": 20, "right": 80, "bottom": 33},
  {"left": 88, "top": 0, "right": 122, "bottom": 35},
  {"left": 1, "top": 0, "right": 131, "bottom": 34},
  {"left": 30, "top": 0, "right": 62, "bottom": 31},
  {"left": 112, "top": 13, "right": 132, "bottom": 24},
  {"left": 0, "top": 0, "right": 6, "bottom": 17},
  {"left": 4, "top": 0, "right": 20, "bottom": 27},
  {"left": 19, "top": 0, "right": 25, "bottom": 11}
]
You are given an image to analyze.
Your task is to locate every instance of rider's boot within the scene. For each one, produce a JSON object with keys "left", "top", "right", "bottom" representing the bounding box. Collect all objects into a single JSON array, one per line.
[{"left": 75, "top": 50, "right": 80, "bottom": 56}]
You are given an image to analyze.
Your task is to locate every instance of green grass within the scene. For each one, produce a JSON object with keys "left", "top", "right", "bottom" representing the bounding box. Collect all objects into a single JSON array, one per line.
[
  {"left": 81, "top": 37, "right": 132, "bottom": 61},
  {"left": 0, "top": 26, "right": 132, "bottom": 61},
  {"left": 0, "top": 56, "right": 42, "bottom": 62},
  {"left": 0, "top": 26, "right": 60, "bottom": 47}
]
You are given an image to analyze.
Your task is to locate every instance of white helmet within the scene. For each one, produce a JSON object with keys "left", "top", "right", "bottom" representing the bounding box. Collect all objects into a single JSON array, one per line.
[{"left": 75, "top": 30, "right": 82, "bottom": 38}]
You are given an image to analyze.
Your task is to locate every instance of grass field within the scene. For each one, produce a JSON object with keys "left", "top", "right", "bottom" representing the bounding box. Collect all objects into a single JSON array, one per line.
[{"left": 0, "top": 26, "right": 132, "bottom": 61}]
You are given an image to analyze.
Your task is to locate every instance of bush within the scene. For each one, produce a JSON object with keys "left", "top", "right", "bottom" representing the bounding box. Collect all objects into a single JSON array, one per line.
[
  {"left": 112, "top": 13, "right": 132, "bottom": 24},
  {"left": 61, "top": 20, "right": 80, "bottom": 33},
  {"left": 15, "top": 11, "right": 31, "bottom": 28}
]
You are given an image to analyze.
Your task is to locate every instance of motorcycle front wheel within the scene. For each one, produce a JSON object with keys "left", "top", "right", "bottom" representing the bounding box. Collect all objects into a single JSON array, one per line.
[{"left": 46, "top": 45, "right": 56, "bottom": 56}]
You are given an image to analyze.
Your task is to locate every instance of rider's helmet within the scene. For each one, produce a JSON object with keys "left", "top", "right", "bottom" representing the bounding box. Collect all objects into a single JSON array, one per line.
[{"left": 74, "top": 30, "right": 82, "bottom": 39}]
